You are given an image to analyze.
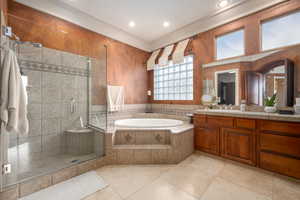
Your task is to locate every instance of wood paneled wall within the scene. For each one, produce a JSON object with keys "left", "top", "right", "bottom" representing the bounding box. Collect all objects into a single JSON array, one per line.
[
  {"left": 6, "top": 1, "right": 150, "bottom": 104},
  {"left": 150, "top": 0, "right": 300, "bottom": 104}
]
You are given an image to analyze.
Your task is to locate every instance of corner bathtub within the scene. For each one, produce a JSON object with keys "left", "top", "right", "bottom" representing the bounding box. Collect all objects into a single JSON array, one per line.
[
  {"left": 109, "top": 116, "right": 194, "bottom": 165},
  {"left": 114, "top": 118, "right": 184, "bottom": 128}
]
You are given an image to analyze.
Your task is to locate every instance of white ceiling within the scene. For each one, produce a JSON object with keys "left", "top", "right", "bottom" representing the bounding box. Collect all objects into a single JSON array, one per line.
[
  {"left": 16, "top": 0, "right": 287, "bottom": 51},
  {"left": 59, "top": 0, "right": 243, "bottom": 42}
]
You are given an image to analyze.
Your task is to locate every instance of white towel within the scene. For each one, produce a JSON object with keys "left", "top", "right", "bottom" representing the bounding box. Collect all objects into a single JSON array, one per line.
[
  {"left": 107, "top": 85, "right": 124, "bottom": 112},
  {"left": 0, "top": 48, "right": 29, "bottom": 135}
]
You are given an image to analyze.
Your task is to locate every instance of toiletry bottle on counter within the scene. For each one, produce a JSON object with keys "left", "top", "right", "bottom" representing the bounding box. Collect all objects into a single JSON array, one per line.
[
  {"left": 240, "top": 100, "right": 246, "bottom": 112},
  {"left": 294, "top": 98, "right": 300, "bottom": 114}
]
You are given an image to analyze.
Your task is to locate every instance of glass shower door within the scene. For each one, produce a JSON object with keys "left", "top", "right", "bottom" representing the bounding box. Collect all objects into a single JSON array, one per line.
[
  {"left": 0, "top": 38, "right": 20, "bottom": 192},
  {"left": 88, "top": 45, "right": 107, "bottom": 132},
  {"left": 0, "top": 126, "right": 20, "bottom": 192},
  {"left": 87, "top": 45, "right": 107, "bottom": 159}
]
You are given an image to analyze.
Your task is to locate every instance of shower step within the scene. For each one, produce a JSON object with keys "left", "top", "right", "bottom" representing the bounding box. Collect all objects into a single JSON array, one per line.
[{"left": 112, "top": 144, "right": 172, "bottom": 150}]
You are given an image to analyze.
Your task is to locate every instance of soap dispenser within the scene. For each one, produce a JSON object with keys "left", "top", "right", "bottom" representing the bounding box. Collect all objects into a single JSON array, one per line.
[{"left": 240, "top": 100, "right": 246, "bottom": 112}]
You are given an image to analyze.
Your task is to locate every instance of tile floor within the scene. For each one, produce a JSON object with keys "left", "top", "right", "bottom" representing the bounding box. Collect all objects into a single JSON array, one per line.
[{"left": 83, "top": 152, "right": 300, "bottom": 200}]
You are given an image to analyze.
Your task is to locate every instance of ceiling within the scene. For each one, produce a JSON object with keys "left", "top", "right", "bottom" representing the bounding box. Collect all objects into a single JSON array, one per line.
[
  {"left": 59, "top": 0, "right": 243, "bottom": 42},
  {"left": 16, "top": 0, "right": 287, "bottom": 51}
]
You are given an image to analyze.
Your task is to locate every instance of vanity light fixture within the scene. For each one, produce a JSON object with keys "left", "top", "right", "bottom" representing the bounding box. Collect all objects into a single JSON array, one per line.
[
  {"left": 129, "top": 21, "right": 135, "bottom": 27},
  {"left": 163, "top": 21, "right": 170, "bottom": 27},
  {"left": 217, "top": 0, "right": 230, "bottom": 8}
]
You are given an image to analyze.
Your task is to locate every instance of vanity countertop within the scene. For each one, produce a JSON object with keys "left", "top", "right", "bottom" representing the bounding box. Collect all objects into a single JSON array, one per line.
[{"left": 194, "top": 109, "right": 300, "bottom": 122}]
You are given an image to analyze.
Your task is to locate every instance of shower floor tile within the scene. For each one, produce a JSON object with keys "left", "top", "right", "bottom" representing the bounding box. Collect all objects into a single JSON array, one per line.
[{"left": 3, "top": 152, "right": 97, "bottom": 187}]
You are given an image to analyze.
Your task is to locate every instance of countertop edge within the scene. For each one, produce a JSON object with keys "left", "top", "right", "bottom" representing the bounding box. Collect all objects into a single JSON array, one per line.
[{"left": 194, "top": 110, "right": 300, "bottom": 122}]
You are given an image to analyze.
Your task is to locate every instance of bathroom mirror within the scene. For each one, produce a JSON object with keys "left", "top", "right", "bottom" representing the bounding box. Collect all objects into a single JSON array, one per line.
[
  {"left": 262, "top": 59, "right": 294, "bottom": 107},
  {"left": 264, "top": 65, "right": 286, "bottom": 106},
  {"left": 246, "top": 59, "right": 294, "bottom": 107},
  {"left": 215, "top": 69, "right": 239, "bottom": 105}
]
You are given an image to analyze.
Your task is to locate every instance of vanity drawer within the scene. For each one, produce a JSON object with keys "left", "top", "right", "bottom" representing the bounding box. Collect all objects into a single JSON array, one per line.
[
  {"left": 207, "top": 116, "right": 234, "bottom": 128},
  {"left": 235, "top": 118, "right": 256, "bottom": 130},
  {"left": 260, "top": 134, "right": 300, "bottom": 157},
  {"left": 194, "top": 115, "right": 206, "bottom": 128},
  {"left": 260, "top": 152, "right": 300, "bottom": 179},
  {"left": 259, "top": 120, "right": 300, "bottom": 136}
]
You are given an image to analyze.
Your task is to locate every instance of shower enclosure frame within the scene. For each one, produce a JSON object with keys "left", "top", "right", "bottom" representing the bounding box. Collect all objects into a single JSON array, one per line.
[{"left": 86, "top": 44, "right": 108, "bottom": 159}]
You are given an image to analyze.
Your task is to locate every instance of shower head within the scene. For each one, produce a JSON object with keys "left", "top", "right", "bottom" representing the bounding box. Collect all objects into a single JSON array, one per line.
[{"left": 31, "top": 42, "right": 43, "bottom": 48}]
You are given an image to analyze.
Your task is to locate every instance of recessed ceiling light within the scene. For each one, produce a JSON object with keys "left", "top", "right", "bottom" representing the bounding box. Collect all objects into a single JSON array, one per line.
[
  {"left": 163, "top": 21, "right": 170, "bottom": 27},
  {"left": 129, "top": 21, "right": 135, "bottom": 27},
  {"left": 217, "top": 0, "right": 230, "bottom": 8}
]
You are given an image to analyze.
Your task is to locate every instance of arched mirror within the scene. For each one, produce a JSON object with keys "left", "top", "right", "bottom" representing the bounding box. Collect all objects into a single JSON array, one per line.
[{"left": 246, "top": 59, "right": 294, "bottom": 107}]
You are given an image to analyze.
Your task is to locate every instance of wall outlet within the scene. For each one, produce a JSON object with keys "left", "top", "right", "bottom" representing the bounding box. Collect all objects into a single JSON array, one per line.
[{"left": 2, "top": 164, "right": 11, "bottom": 174}]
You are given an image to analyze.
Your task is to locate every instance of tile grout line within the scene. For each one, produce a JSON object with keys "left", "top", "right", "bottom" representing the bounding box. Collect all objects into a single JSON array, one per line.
[
  {"left": 215, "top": 160, "right": 275, "bottom": 198},
  {"left": 123, "top": 164, "right": 202, "bottom": 200},
  {"left": 114, "top": 165, "right": 175, "bottom": 200}
]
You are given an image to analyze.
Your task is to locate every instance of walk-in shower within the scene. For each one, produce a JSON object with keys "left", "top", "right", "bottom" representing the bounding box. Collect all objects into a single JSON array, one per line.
[{"left": 0, "top": 35, "right": 107, "bottom": 191}]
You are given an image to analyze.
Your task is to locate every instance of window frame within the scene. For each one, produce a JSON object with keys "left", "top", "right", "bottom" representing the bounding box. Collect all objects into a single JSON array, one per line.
[
  {"left": 152, "top": 55, "right": 194, "bottom": 103},
  {"left": 260, "top": 9, "right": 300, "bottom": 52},
  {"left": 214, "top": 28, "right": 246, "bottom": 61}
]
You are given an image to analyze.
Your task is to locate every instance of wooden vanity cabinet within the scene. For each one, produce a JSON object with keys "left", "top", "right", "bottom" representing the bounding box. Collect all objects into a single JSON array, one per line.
[
  {"left": 194, "top": 114, "right": 256, "bottom": 165},
  {"left": 194, "top": 114, "right": 220, "bottom": 155},
  {"left": 221, "top": 127, "right": 255, "bottom": 165},
  {"left": 194, "top": 114, "right": 300, "bottom": 179},
  {"left": 194, "top": 127, "right": 220, "bottom": 155},
  {"left": 258, "top": 120, "right": 300, "bottom": 179}
]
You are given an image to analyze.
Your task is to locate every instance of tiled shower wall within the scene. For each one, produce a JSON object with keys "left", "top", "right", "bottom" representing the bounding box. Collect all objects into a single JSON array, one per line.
[{"left": 11, "top": 44, "right": 89, "bottom": 156}]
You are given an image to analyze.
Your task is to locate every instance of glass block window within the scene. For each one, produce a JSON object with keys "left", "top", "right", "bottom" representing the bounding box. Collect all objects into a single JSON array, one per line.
[
  {"left": 154, "top": 56, "right": 193, "bottom": 101},
  {"left": 216, "top": 29, "right": 245, "bottom": 60},
  {"left": 262, "top": 11, "right": 300, "bottom": 51}
]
